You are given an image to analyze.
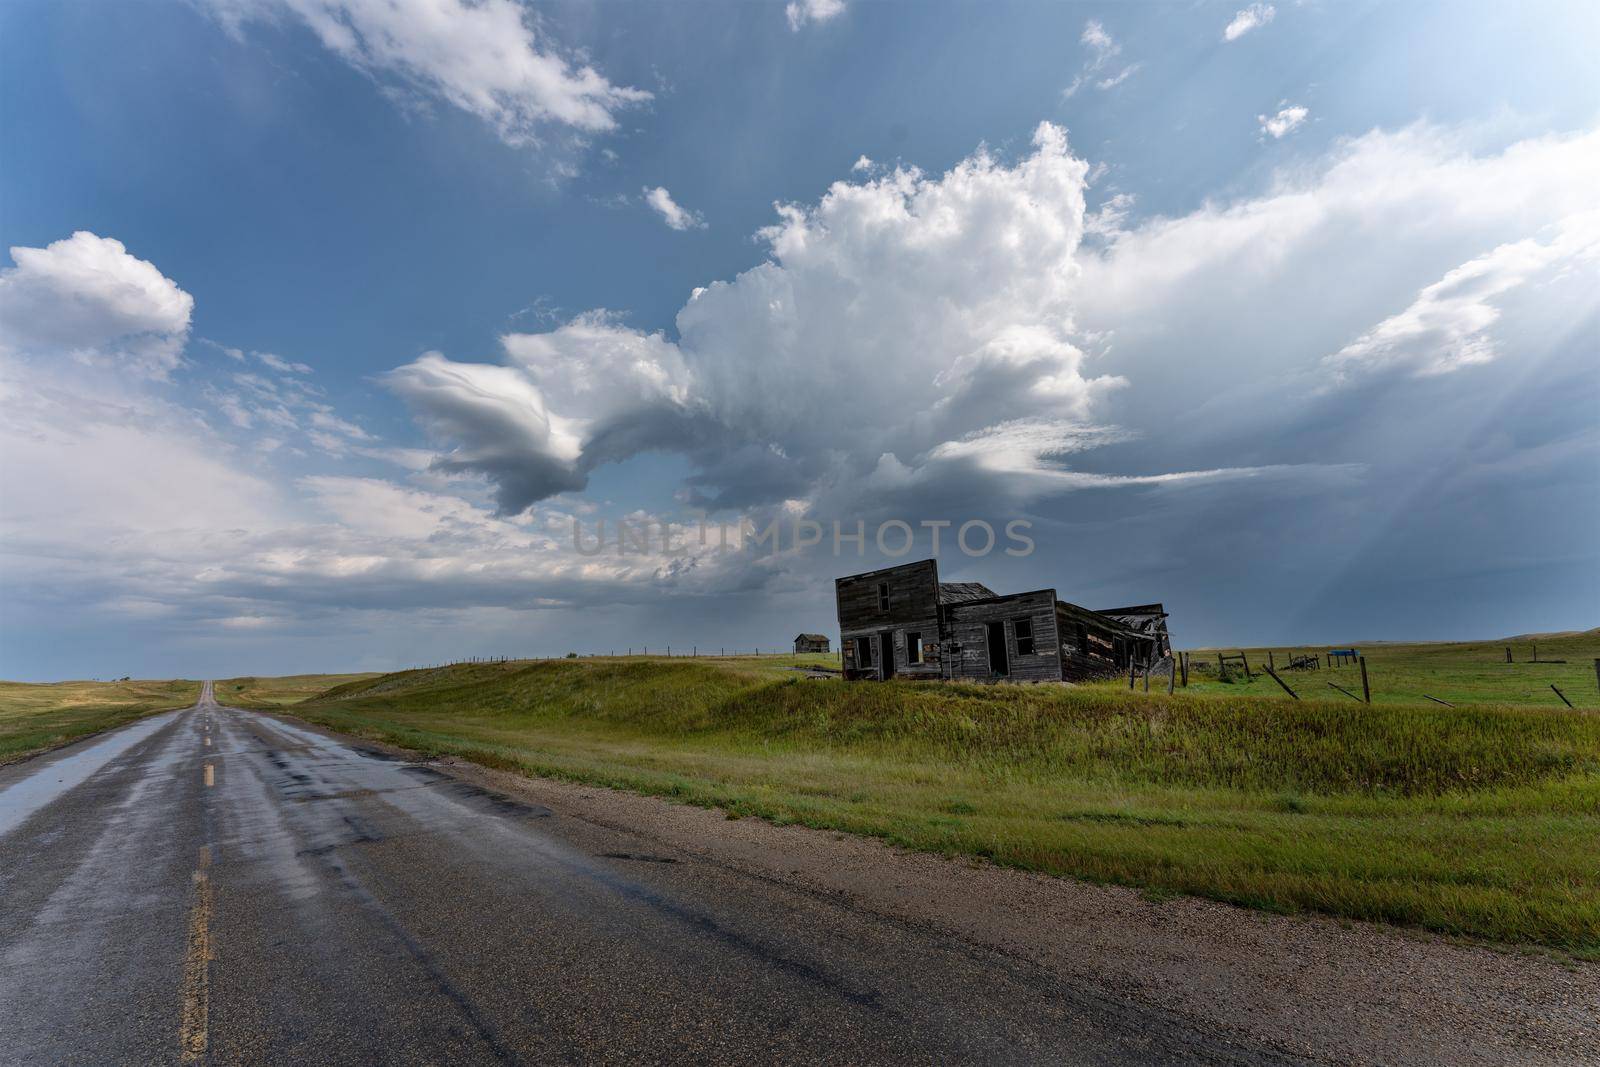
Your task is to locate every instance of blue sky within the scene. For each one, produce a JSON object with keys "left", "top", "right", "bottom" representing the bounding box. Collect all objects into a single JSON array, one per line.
[{"left": 1, "top": 0, "right": 1596, "bottom": 679}]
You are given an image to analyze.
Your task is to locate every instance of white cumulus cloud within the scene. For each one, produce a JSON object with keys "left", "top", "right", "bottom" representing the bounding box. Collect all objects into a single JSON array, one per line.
[
  {"left": 1081, "top": 19, "right": 1119, "bottom": 62},
  {"left": 785, "top": 0, "right": 846, "bottom": 32},
  {"left": 202, "top": 0, "right": 650, "bottom": 142},
  {"left": 1224, "top": 4, "right": 1275, "bottom": 42},
  {"left": 1063, "top": 19, "right": 1140, "bottom": 97},
  {"left": 256, "top": 351, "right": 312, "bottom": 375},
  {"left": 382, "top": 123, "right": 1274, "bottom": 516},
  {"left": 643, "top": 186, "right": 706, "bottom": 231},
  {"left": 1258, "top": 104, "right": 1308, "bottom": 139},
  {"left": 0, "top": 231, "right": 194, "bottom": 377},
  {"left": 1325, "top": 211, "right": 1600, "bottom": 379}
]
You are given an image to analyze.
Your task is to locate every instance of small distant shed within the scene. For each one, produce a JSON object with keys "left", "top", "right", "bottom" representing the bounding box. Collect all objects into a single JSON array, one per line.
[{"left": 794, "top": 633, "right": 831, "bottom": 654}]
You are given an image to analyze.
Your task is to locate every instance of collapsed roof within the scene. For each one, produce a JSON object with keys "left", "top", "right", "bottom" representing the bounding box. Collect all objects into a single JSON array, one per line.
[
  {"left": 1093, "top": 604, "right": 1170, "bottom": 638},
  {"left": 937, "top": 582, "right": 997, "bottom": 604}
]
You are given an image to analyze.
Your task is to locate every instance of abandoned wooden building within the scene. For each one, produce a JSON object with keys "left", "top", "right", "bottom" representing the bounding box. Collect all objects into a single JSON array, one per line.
[
  {"left": 835, "top": 559, "right": 1170, "bottom": 683},
  {"left": 793, "top": 633, "right": 831, "bottom": 654}
]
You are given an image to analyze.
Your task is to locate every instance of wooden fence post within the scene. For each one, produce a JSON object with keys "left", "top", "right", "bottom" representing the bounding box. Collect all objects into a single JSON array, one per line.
[
  {"left": 1551, "top": 684, "right": 1573, "bottom": 708},
  {"left": 1143, "top": 662, "right": 1150, "bottom": 692},
  {"left": 1167, "top": 660, "right": 1176, "bottom": 694},
  {"left": 1180, "top": 652, "right": 1189, "bottom": 687},
  {"left": 1359, "top": 655, "right": 1371, "bottom": 704},
  {"left": 1268, "top": 650, "right": 1275, "bottom": 672},
  {"left": 1217, "top": 652, "right": 1225, "bottom": 679},
  {"left": 1505, "top": 646, "right": 1512, "bottom": 663},
  {"left": 1594, "top": 658, "right": 1599, "bottom": 693},
  {"left": 1263, "top": 666, "right": 1298, "bottom": 700},
  {"left": 1128, "top": 659, "right": 1136, "bottom": 689}
]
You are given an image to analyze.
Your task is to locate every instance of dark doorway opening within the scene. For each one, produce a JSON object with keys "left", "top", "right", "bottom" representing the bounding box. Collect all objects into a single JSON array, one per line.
[
  {"left": 879, "top": 632, "right": 896, "bottom": 679},
  {"left": 986, "top": 621, "right": 1009, "bottom": 676}
]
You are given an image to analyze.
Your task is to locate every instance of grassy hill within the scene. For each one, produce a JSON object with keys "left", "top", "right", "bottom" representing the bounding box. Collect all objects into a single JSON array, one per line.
[
  {"left": 0, "top": 678, "right": 200, "bottom": 766},
  {"left": 283, "top": 645, "right": 1600, "bottom": 956},
  {"left": 214, "top": 672, "right": 383, "bottom": 709}
]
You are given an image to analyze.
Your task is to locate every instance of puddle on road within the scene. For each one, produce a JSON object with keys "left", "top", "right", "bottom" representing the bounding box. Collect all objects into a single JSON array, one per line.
[{"left": 0, "top": 711, "right": 184, "bottom": 838}]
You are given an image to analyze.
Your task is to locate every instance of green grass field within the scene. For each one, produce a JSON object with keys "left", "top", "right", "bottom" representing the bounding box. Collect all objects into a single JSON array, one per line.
[
  {"left": 278, "top": 634, "right": 1600, "bottom": 957},
  {"left": 214, "top": 673, "right": 382, "bottom": 709},
  {"left": 0, "top": 678, "right": 201, "bottom": 766},
  {"left": 1168, "top": 630, "right": 1600, "bottom": 708}
]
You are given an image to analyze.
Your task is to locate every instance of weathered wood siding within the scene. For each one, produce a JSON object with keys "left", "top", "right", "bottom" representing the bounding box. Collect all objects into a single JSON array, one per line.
[
  {"left": 943, "top": 590, "right": 1063, "bottom": 683},
  {"left": 835, "top": 559, "right": 944, "bottom": 680},
  {"left": 1056, "top": 602, "right": 1128, "bottom": 680}
]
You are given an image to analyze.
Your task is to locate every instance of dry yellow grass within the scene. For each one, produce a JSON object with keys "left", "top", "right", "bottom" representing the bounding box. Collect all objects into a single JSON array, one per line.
[
  {"left": 214, "top": 673, "right": 382, "bottom": 709},
  {"left": 0, "top": 678, "right": 200, "bottom": 765}
]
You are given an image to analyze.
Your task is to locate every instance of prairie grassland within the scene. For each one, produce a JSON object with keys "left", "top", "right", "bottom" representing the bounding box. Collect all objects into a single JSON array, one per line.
[
  {"left": 215, "top": 673, "right": 382, "bottom": 709},
  {"left": 1167, "top": 629, "right": 1600, "bottom": 707},
  {"left": 0, "top": 678, "right": 200, "bottom": 765},
  {"left": 290, "top": 649, "right": 1600, "bottom": 956}
]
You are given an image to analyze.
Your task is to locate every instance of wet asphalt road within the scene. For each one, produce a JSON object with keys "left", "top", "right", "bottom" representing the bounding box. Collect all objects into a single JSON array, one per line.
[{"left": 0, "top": 684, "right": 1297, "bottom": 1065}]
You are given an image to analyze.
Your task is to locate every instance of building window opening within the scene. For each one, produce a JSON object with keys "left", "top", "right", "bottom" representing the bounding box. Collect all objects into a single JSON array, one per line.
[
  {"left": 1014, "top": 619, "right": 1035, "bottom": 656},
  {"left": 906, "top": 631, "right": 923, "bottom": 664}
]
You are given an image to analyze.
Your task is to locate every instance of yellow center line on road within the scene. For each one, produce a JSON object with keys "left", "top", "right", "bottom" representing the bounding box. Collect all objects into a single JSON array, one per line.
[
  {"left": 204, "top": 764, "right": 215, "bottom": 788},
  {"left": 179, "top": 847, "right": 213, "bottom": 1063},
  {"left": 204, "top": 736, "right": 211, "bottom": 748}
]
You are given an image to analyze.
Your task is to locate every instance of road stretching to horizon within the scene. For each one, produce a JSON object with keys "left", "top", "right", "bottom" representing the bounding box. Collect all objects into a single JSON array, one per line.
[{"left": 0, "top": 683, "right": 1297, "bottom": 1065}]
